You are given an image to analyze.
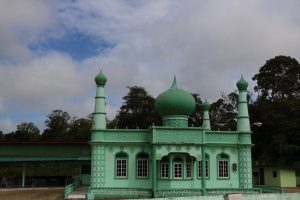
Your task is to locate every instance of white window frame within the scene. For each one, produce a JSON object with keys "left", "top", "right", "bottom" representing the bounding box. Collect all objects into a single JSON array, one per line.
[
  {"left": 218, "top": 159, "right": 229, "bottom": 178},
  {"left": 161, "top": 162, "right": 169, "bottom": 179},
  {"left": 198, "top": 160, "right": 209, "bottom": 178},
  {"left": 186, "top": 162, "right": 192, "bottom": 179},
  {"left": 116, "top": 158, "right": 127, "bottom": 178},
  {"left": 173, "top": 162, "right": 183, "bottom": 179},
  {"left": 137, "top": 158, "right": 148, "bottom": 178}
]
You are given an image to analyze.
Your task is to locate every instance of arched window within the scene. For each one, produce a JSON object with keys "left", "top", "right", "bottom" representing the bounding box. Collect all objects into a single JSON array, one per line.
[
  {"left": 115, "top": 152, "right": 128, "bottom": 178},
  {"left": 160, "top": 156, "right": 169, "bottom": 179},
  {"left": 217, "top": 153, "right": 229, "bottom": 178},
  {"left": 173, "top": 157, "right": 183, "bottom": 179},
  {"left": 136, "top": 152, "right": 148, "bottom": 178},
  {"left": 198, "top": 154, "right": 209, "bottom": 178}
]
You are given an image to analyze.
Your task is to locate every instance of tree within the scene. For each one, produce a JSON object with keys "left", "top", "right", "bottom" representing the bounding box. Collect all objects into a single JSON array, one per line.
[
  {"left": 252, "top": 55, "right": 300, "bottom": 101},
  {"left": 251, "top": 55, "right": 300, "bottom": 165},
  {"left": 210, "top": 92, "right": 239, "bottom": 131},
  {"left": 42, "top": 110, "right": 71, "bottom": 140},
  {"left": 67, "top": 118, "right": 92, "bottom": 141},
  {"left": 0, "top": 130, "right": 4, "bottom": 141},
  {"left": 3, "top": 122, "right": 40, "bottom": 141},
  {"left": 15, "top": 122, "right": 40, "bottom": 141},
  {"left": 251, "top": 98, "right": 300, "bottom": 164},
  {"left": 189, "top": 93, "right": 203, "bottom": 127},
  {"left": 115, "top": 86, "right": 161, "bottom": 129}
]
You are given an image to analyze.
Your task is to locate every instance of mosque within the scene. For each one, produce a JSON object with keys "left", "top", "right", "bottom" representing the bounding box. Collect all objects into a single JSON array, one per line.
[{"left": 87, "top": 71, "right": 255, "bottom": 199}]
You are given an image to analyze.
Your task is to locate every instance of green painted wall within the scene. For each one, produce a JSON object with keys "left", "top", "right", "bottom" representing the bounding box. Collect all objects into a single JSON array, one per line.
[
  {"left": 280, "top": 168, "right": 296, "bottom": 187},
  {"left": 82, "top": 174, "right": 91, "bottom": 185},
  {"left": 0, "top": 144, "right": 90, "bottom": 159},
  {"left": 102, "top": 144, "right": 152, "bottom": 189},
  {"left": 205, "top": 147, "right": 239, "bottom": 189}
]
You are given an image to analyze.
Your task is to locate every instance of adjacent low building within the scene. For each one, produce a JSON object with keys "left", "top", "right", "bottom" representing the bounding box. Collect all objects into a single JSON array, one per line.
[{"left": 253, "top": 165, "right": 297, "bottom": 187}]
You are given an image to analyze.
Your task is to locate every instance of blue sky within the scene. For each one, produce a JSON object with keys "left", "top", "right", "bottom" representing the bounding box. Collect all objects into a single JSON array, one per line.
[
  {"left": 1, "top": 0, "right": 300, "bottom": 133},
  {"left": 29, "top": 31, "right": 115, "bottom": 61}
]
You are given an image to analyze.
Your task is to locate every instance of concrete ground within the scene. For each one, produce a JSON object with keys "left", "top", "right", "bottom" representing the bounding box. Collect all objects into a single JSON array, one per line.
[
  {"left": 282, "top": 187, "right": 300, "bottom": 193},
  {"left": 1, "top": 188, "right": 300, "bottom": 200},
  {"left": 0, "top": 188, "right": 64, "bottom": 200}
]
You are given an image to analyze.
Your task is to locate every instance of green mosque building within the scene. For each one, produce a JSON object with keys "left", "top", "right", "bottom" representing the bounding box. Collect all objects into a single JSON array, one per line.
[{"left": 88, "top": 71, "right": 255, "bottom": 199}]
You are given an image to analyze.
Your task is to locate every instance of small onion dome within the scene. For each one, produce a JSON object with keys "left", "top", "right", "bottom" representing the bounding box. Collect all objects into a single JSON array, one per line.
[
  {"left": 95, "top": 70, "right": 107, "bottom": 86},
  {"left": 202, "top": 99, "right": 210, "bottom": 110},
  {"left": 155, "top": 76, "right": 195, "bottom": 116},
  {"left": 236, "top": 75, "right": 248, "bottom": 90}
]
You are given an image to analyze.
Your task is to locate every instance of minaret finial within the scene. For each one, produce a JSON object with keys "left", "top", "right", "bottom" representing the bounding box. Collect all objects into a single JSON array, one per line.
[{"left": 95, "top": 70, "right": 107, "bottom": 86}]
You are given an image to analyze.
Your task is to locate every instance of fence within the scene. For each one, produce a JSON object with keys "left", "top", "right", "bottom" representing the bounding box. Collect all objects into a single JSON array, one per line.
[
  {"left": 64, "top": 181, "right": 80, "bottom": 199},
  {"left": 140, "top": 193, "right": 300, "bottom": 200}
]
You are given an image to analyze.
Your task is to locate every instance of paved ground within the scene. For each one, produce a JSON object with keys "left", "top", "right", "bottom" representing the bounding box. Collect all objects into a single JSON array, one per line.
[
  {"left": 0, "top": 188, "right": 64, "bottom": 200},
  {"left": 1, "top": 187, "right": 300, "bottom": 200},
  {"left": 283, "top": 187, "right": 300, "bottom": 193}
]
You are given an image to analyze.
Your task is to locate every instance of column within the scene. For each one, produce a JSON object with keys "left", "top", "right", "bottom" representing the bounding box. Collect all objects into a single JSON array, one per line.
[
  {"left": 201, "top": 146, "right": 207, "bottom": 195},
  {"left": 152, "top": 145, "right": 157, "bottom": 197},
  {"left": 22, "top": 163, "right": 26, "bottom": 188},
  {"left": 202, "top": 100, "right": 211, "bottom": 130},
  {"left": 238, "top": 147, "right": 253, "bottom": 188}
]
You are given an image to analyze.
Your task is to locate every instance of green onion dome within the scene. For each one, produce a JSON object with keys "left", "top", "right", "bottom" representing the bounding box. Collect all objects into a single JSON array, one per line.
[
  {"left": 95, "top": 70, "right": 107, "bottom": 86},
  {"left": 202, "top": 99, "right": 210, "bottom": 110},
  {"left": 236, "top": 75, "right": 248, "bottom": 91},
  {"left": 155, "top": 77, "right": 195, "bottom": 116}
]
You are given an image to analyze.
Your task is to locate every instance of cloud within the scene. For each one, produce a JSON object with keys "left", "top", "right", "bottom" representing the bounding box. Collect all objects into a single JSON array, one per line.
[
  {"left": 0, "top": 0, "right": 56, "bottom": 62},
  {"left": 0, "top": 119, "right": 15, "bottom": 134},
  {"left": 55, "top": 0, "right": 300, "bottom": 98},
  {"left": 2, "top": 0, "right": 300, "bottom": 133}
]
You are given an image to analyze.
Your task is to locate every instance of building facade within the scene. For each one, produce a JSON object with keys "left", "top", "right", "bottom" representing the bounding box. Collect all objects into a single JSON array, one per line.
[{"left": 88, "top": 71, "right": 254, "bottom": 199}]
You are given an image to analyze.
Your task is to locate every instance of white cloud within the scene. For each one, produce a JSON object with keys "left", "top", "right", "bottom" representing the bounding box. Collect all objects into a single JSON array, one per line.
[
  {"left": 53, "top": 0, "right": 300, "bottom": 101},
  {"left": 0, "top": 0, "right": 56, "bottom": 62},
  {"left": 0, "top": 119, "right": 15, "bottom": 134},
  {"left": 1, "top": 0, "right": 300, "bottom": 132}
]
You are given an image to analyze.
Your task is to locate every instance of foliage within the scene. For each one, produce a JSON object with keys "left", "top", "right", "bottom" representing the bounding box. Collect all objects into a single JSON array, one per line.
[
  {"left": 251, "top": 98, "right": 300, "bottom": 164},
  {"left": 115, "top": 86, "right": 161, "bottom": 129},
  {"left": 15, "top": 122, "right": 40, "bottom": 141},
  {"left": 67, "top": 118, "right": 92, "bottom": 141},
  {"left": 189, "top": 93, "right": 203, "bottom": 127},
  {"left": 42, "top": 110, "right": 71, "bottom": 140},
  {"left": 210, "top": 92, "right": 239, "bottom": 131},
  {"left": 251, "top": 55, "right": 300, "bottom": 165},
  {"left": 252, "top": 55, "right": 300, "bottom": 101},
  {"left": 41, "top": 110, "right": 92, "bottom": 141},
  {"left": 0, "top": 130, "right": 4, "bottom": 141},
  {"left": 2, "top": 122, "right": 40, "bottom": 141}
]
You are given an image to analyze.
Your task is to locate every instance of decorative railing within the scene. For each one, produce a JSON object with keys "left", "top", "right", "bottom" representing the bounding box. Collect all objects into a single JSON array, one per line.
[
  {"left": 64, "top": 181, "right": 80, "bottom": 199},
  {"left": 153, "top": 129, "right": 203, "bottom": 144},
  {"left": 90, "top": 187, "right": 152, "bottom": 198},
  {"left": 253, "top": 185, "right": 284, "bottom": 193},
  {"left": 207, "top": 188, "right": 261, "bottom": 195},
  {"left": 156, "top": 188, "right": 203, "bottom": 197},
  {"left": 91, "top": 129, "right": 150, "bottom": 142}
]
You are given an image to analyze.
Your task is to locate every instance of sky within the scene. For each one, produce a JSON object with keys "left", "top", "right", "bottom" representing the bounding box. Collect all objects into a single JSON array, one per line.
[{"left": 1, "top": 0, "right": 300, "bottom": 133}]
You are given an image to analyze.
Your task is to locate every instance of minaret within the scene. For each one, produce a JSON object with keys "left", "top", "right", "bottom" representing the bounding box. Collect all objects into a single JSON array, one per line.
[
  {"left": 236, "top": 75, "right": 253, "bottom": 189},
  {"left": 93, "top": 70, "right": 107, "bottom": 129},
  {"left": 202, "top": 99, "right": 211, "bottom": 130},
  {"left": 236, "top": 75, "right": 250, "bottom": 132}
]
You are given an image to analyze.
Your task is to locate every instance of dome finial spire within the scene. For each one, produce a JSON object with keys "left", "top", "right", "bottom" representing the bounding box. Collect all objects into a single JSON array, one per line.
[{"left": 171, "top": 75, "right": 178, "bottom": 88}]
